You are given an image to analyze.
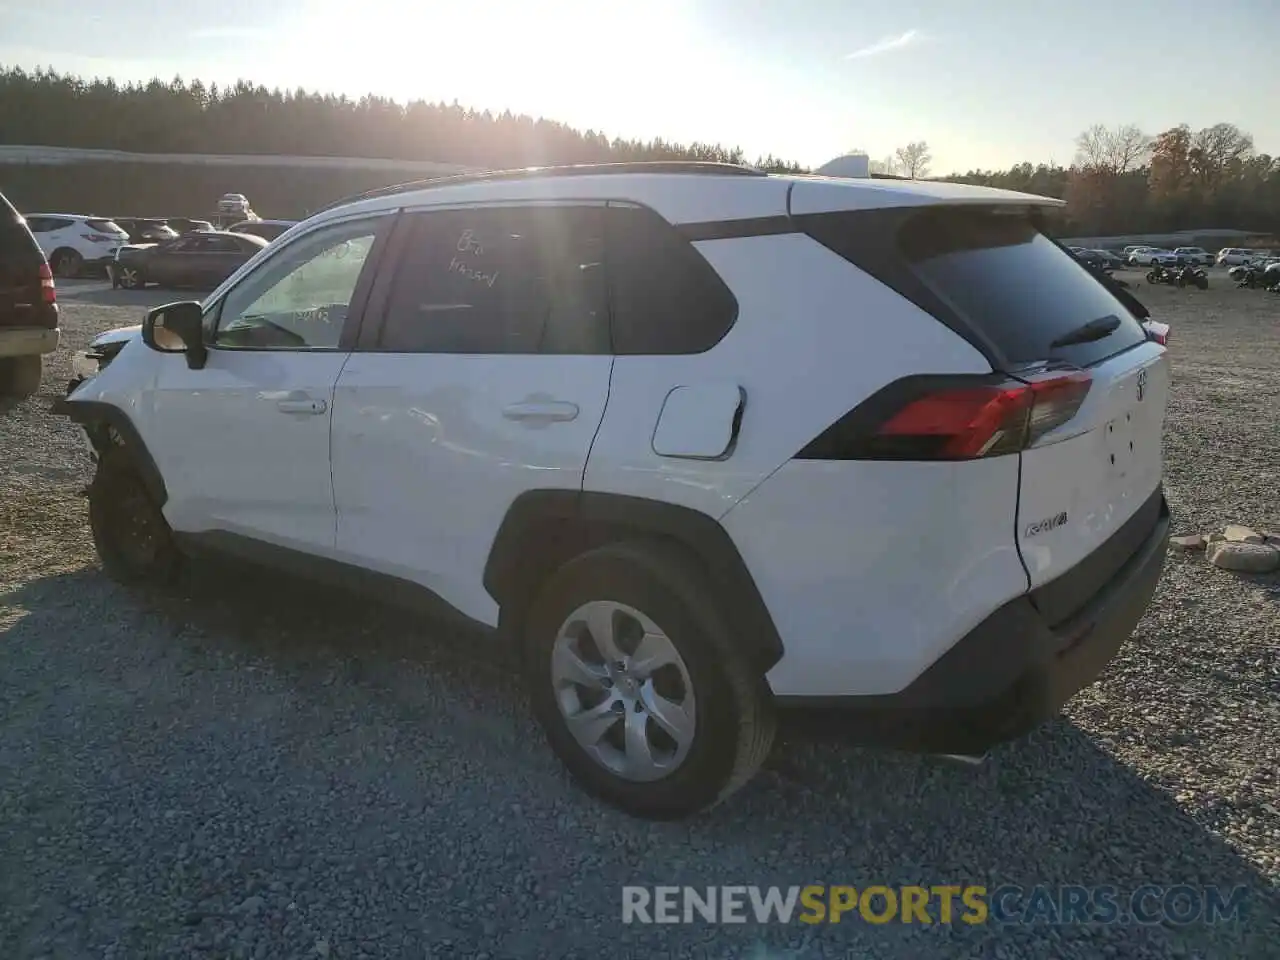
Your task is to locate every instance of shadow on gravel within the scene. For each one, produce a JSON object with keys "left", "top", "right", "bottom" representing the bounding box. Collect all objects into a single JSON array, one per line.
[{"left": 5, "top": 562, "right": 1279, "bottom": 957}]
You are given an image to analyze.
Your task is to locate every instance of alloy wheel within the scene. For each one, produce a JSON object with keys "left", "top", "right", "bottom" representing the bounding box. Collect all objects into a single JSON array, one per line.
[{"left": 550, "top": 600, "right": 697, "bottom": 782}]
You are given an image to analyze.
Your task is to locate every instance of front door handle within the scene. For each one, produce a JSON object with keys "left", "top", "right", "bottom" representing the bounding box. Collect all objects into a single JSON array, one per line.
[
  {"left": 276, "top": 397, "right": 327, "bottom": 415},
  {"left": 502, "top": 400, "right": 579, "bottom": 423}
]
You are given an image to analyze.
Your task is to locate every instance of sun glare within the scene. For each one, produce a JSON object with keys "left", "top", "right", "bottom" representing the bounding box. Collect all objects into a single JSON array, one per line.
[{"left": 286, "top": 0, "right": 701, "bottom": 136}]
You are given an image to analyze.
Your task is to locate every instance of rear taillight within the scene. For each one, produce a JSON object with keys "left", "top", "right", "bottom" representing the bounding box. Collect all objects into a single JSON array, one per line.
[
  {"left": 39, "top": 263, "right": 56, "bottom": 304},
  {"left": 1142, "top": 320, "right": 1169, "bottom": 345},
  {"left": 83, "top": 232, "right": 115, "bottom": 243},
  {"left": 799, "top": 370, "right": 1092, "bottom": 461}
]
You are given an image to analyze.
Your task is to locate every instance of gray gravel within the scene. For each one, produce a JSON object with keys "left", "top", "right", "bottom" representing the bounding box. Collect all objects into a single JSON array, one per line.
[{"left": 1, "top": 274, "right": 1278, "bottom": 959}]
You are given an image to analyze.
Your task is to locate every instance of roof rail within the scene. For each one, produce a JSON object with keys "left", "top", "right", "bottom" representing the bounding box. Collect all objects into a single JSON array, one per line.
[{"left": 318, "top": 161, "right": 767, "bottom": 213}]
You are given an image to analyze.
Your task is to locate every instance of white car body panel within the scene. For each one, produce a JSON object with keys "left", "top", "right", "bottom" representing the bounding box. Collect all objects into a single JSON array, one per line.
[
  {"left": 329, "top": 353, "right": 613, "bottom": 626},
  {"left": 147, "top": 349, "right": 350, "bottom": 554},
  {"left": 583, "top": 233, "right": 992, "bottom": 520},
  {"left": 726, "top": 457, "right": 1027, "bottom": 697},
  {"left": 1015, "top": 342, "right": 1169, "bottom": 587}
]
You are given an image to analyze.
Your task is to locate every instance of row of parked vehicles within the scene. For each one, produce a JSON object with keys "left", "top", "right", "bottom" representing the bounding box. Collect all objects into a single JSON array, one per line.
[
  {"left": 1, "top": 189, "right": 299, "bottom": 409},
  {"left": 21, "top": 203, "right": 297, "bottom": 281}
]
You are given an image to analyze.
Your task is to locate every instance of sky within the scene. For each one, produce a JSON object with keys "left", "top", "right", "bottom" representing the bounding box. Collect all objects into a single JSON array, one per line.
[{"left": 1, "top": 0, "right": 1275, "bottom": 174}]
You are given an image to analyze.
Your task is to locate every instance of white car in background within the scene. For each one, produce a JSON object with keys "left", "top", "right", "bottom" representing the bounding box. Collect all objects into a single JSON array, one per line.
[
  {"left": 1126, "top": 246, "right": 1167, "bottom": 265},
  {"left": 1216, "top": 247, "right": 1257, "bottom": 267},
  {"left": 1171, "top": 247, "right": 1212, "bottom": 266},
  {"left": 24, "top": 214, "right": 129, "bottom": 278}
]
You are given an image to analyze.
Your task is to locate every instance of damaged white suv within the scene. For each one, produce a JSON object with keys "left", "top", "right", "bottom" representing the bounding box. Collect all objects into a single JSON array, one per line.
[{"left": 58, "top": 162, "right": 1171, "bottom": 819}]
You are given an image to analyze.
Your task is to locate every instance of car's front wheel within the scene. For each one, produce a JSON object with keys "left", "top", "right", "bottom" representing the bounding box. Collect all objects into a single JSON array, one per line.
[
  {"left": 523, "top": 541, "right": 775, "bottom": 820},
  {"left": 51, "top": 249, "right": 83, "bottom": 279},
  {"left": 88, "top": 449, "right": 182, "bottom": 585}
]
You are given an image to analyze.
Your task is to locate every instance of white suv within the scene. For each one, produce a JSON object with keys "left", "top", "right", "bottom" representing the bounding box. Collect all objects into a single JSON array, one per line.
[
  {"left": 56, "top": 162, "right": 1171, "bottom": 819},
  {"left": 24, "top": 214, "right": 129, "bottom": 278}
]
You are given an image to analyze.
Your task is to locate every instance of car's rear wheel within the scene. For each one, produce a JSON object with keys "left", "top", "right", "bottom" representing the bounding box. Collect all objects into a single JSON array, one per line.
[
  {"left": 117, "top": 265, "right": 144, "bottom": 290},
  {"left": 88, "top": 449, "right": 182, "bottom": 586},
  {"left": 51, "top": 248, "right": 83, "bottom": 279},
  {"left": 523, "top": 540, "right": 775, "bottom": 820}
]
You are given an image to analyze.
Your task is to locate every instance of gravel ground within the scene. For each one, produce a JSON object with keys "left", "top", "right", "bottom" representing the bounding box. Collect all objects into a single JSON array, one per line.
[{"left": 1, "top": 273, "right": 1278, "bottom": 959}]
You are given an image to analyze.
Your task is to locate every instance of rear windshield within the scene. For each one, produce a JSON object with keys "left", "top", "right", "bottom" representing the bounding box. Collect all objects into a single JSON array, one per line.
[
  {"left": 86, "top": 218, "right": 125, "bottom": 234},
  {"left": 896, "top": 208, "right": 1148, "bottom": 368}
]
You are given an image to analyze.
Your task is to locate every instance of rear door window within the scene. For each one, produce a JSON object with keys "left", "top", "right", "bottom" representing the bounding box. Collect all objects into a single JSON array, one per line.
[
  {"left": 898, "top": 209, "right": 1147, "bottom": 368},
  {"left": 380, "top": 205, "right": 610, "bottom": 355}
]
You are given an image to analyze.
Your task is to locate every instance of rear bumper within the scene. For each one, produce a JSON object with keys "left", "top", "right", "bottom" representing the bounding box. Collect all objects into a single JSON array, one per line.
[
  {"left": 0, "top": 326, "right": 60, "bottom": 358},
  {"left": 777, "top": 489, "right": 1171, "bottom": 754}
]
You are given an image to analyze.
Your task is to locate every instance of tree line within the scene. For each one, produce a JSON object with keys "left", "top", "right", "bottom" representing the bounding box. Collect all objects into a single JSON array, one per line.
[
  {"left": 0, "top": 67, "right": 803, "bottom": 173},
  {"left": 950, "top": 122, "right": 1279, "bottom": 236},
  {"left": 1, "top": 67, "right": 1277, "bottom": 236}
]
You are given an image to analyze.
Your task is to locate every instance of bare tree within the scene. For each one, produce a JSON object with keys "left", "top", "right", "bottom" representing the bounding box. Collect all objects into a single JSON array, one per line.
[
  {"left": 870, "top": 155, "right": 899, "bottom": 176},
  {"left": 1073, "top": 124, "right": 1151, "bottom": 175},
  {"left": 1189, "top": 122, "right": 1254, "bottom": 189},
  {"left": 894, "top": 141, "right": 931, "bottom": 178}
]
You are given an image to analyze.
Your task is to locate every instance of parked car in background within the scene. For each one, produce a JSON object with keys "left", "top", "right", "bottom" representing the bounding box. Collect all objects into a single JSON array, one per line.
[
  {"left": 1171, "top": 247, "right": 1212, "bottom": 266},
  {"left": 229, "top": 219, "right": 298, "bottom": 243},
  {"left": 1130, "top": 248, "right": 1181, "bottom": 266},
  {"left": 24, "top": 213, "right": 128, "bottom": 277},
  {"left": 110, "top": 231, "right": 267, "bottom": 290},
  {"left": 0, "top": 191, "right": 59, "bottom": 407},
  {"left": 1088, "top": 249, "right": 1127, "bottom": 269},
  {"left": 1072, "top": 249, "right": 1113, "bottom": 272},
  {"left": 1216, "top": 247, "right": 1256, "bottom": 266},
  {"left": 167, "top": 218, "right": 216, "bottom": 234},
  {"left": 113, "top": 218, "right": 180, "bottom": 244}
]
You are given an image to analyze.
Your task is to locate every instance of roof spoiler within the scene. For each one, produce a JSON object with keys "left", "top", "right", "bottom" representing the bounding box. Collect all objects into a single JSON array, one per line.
[{"left": 814, "top": 154, "right": 871, "bottom": 179}]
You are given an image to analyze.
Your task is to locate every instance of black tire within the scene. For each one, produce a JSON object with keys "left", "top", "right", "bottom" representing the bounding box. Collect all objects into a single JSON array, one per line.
[
  {"left": 117, "top": 265, "right": 145, "bottom": 290},
  {"left": 522, "top": 540, "right": 775, "bottom": 820},
  {"left": 88, "top": 449, "right": 182, "bottom": 586},
  {"left": 0, "top": 355, "right": 42, "bottom": 407},
  {"left": 51, "top": 248, "right": 83, "bottom": 279},
  {"left": 1146, "top": 271, "right": 1158, "bottom": 285}
]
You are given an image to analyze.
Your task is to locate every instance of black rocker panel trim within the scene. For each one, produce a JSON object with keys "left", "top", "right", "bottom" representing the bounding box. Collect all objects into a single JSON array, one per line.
[
  {"left": 483, "top": 489, "right": 785, "bottom": 675},
  {"left": 172, "top": 530, "right": 492, "bottom": 633},
  {"left": 53, "top": 398, "right": 167, "bottom": 505}
]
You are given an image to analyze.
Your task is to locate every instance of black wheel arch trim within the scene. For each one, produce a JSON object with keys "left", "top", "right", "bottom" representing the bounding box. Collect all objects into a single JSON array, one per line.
[
  {"left": 483, "top": 489, "right": 785, "bottom": 675},
  {"left": 53, "top": 398, "right": 167, "bottom": 505}
]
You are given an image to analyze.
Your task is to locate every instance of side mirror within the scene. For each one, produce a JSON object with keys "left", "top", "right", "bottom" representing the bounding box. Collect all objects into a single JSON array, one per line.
[{"left": 142, "top": 301, "right": 207, "bottom": 369}]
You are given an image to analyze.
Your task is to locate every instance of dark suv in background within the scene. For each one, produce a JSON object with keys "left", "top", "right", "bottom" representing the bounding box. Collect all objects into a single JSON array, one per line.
[{"left": 0, "top": 191, "right": 58, "bottom": 409}]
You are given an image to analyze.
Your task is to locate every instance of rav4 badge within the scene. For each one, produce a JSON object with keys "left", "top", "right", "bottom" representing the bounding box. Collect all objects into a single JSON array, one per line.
[{"left": 1025, "top": 512, "right": 1069, "bottom": 538}]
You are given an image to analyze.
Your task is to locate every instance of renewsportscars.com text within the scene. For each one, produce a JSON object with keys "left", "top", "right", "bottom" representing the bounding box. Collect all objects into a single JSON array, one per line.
[{"left": 622, "top": 884, "right": 1248, "bottom": 926}]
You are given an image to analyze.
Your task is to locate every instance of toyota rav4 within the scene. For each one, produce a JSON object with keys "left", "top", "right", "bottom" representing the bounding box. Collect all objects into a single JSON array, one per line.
[{"left": 56, "top": 162, "right": 1171, "bottom": 819}]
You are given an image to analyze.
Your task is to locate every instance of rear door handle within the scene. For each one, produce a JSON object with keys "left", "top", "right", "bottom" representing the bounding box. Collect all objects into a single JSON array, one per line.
[
  {"left": 501, "top": 400, "right": 579, "bottom": 423},
  {"left": 276, "top": 397, "right": 327, "bottom": 415}
]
